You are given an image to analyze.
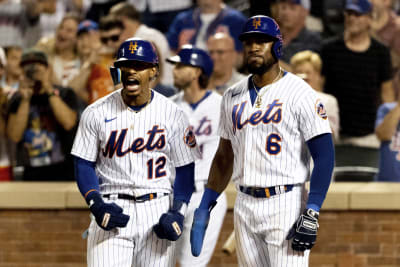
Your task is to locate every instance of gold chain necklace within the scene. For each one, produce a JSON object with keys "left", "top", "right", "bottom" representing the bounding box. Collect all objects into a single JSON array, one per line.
[{"left": 252, "top": 67, "right": 282, "bottom": 108}]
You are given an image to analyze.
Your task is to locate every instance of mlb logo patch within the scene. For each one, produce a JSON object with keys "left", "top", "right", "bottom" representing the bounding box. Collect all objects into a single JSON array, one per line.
[{"left": 315, "top": 99, "right": 327, "bottom": 120}]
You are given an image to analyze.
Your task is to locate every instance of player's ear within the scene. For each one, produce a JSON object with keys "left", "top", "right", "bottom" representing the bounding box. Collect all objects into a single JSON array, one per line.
[
  {"left": 149, "top": 66, "right": 158, "bottom": 81},
  {"left": 194, "top": 67, "right": 202, "bottom": 79}
]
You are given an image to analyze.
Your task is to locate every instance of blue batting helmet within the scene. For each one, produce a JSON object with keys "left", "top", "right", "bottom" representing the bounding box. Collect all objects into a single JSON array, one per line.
[
  {"left": 114, "top": 38, "right": 158, "bottom": 68},
  {"left": 166, "top": 45, "right": 214, "bottom": 77},
  {"left": 239, "top": 15, "right": 283, "bottom": 60}
]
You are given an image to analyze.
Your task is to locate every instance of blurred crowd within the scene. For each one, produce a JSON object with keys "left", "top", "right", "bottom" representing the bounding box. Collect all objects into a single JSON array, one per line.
[{"left": 0, "top": 0, "right": 400, "bottom": 182}]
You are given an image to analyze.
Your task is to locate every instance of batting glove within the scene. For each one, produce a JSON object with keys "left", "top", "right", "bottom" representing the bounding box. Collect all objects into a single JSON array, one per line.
[
  {"left": 286, "top": 208, "right": 319, "bottom": 251},
  {"left": 88, "top": 192, "right": 130, "bottom": 231},
  {"left": 153, "top": 199, "right": 186, "bottom": 241},
  {"left": 190, "top": 200, "right": 217, "bottom": 257}
]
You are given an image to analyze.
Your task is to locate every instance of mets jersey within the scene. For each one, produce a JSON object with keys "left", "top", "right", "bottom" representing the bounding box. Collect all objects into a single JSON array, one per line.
[
  {"left": 71, "top": 89, "right": 196, "bottom": 196},
  {"left": 170, "top": 90, "right": 222, "bottom": 184},
  {"left": 218, "top": 72, "right": 331, "bottom": 187}
]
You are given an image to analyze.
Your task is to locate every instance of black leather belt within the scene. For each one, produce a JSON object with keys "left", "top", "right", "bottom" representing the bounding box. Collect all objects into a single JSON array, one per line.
[
  {"left": 239, "top": 184, "right": 294, "bottom": 198},
  {"left": 102, "top": 193, "right": 168, "bottom": 203}
]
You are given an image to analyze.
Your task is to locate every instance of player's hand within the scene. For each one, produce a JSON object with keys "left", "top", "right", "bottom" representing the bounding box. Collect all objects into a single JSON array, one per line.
[
  {"left": 153, "top": 199, "right": 186, "bottom": 241},
  {"left": 88, "top": 193, "right": 130, "bottom": 231},
  {"left": 190, "top": 208, "right": 211, "bottom": 257},
  {"left": 286, "top": 208, "right": 319, "bottom": 251},
  {"left": 153, "top": 210, "right": 184, "bottom": 241}
]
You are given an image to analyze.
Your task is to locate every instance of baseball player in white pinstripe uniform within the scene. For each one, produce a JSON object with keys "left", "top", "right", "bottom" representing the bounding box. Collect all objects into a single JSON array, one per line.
[
  {"left": 167, "top": 45, "right": 228, "bottom": 267},
  {"left": 190, "top": 16, "right": 335, "bottom": 266},
  {"left": 71, "top": 38, "right": 198, "bottom": 267}
]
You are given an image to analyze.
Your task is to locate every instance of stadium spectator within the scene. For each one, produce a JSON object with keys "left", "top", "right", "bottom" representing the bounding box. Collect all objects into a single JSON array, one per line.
[
  {"left": 0, "top": 0, "right": 41, "bottom": 48},
  {"left": 70, "top": 20, "right": 114, "bottom": 105},
  {"left": 7, "top": 49, "right": 78, "bottom": 181},
  {"left": 85, "top": 0, "right": 124, "bottom": 23},
  {"left": 321, "top": 0, "right": 395, "bottom": 148},
  {"left": 39, "top": 0, "right": 88, "bottom": 39},
  {"left": 206, "top": 32, "right": 245, "bottom": 94},
  {"left": 290, "top": 50, "right": 340, "bottom": 141},
  {"left": 375, "top": 96, "right": 400, "bottom": 181},
  {"left": 36, "top": 13, "right": 81, "bottom": 88},
  {"left": 1, "top": 45, "right": 22, "bottom": 97},
  {"left": 166, "top": 0, "right": 247, "bottom": 53},
  {"left": 130, "top": 0, "right": 192, "bottom": 33},
  {"left": 0, "top": 47, "right": 12, "bottom": 181},
  {"left": 275, "top": 0, "right": 322, "bottom": 64},
  {"left": 371, "top": 0, "right": 400, "bottom": 98},
  {"left": 98, "top": 15, "right": 124, "bottom": 67},
  {"left": 109, "top": 2, "right": 173, "bottom": 86}
]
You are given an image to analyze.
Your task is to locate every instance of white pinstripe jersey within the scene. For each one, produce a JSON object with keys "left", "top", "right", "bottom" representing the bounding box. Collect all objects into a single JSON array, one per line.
[
  {"left": 218, "top": 72, "right": 331, "bottom": 187},
  {"left": 170, "top": 91, "right": 222, "bottom": 183},
  {"left": 71, "top": 89, "right": 196, "bottom": 196}
]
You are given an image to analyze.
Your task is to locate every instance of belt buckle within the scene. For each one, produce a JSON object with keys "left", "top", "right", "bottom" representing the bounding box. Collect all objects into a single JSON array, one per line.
[{"left": 135, "top": 195, "right": 147, "bottom": 203}]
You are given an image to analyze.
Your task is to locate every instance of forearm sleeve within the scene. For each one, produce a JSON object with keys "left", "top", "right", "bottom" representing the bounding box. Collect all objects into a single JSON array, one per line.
[{"left": 306, "top": 133, "right": 335, "bottom": 211}]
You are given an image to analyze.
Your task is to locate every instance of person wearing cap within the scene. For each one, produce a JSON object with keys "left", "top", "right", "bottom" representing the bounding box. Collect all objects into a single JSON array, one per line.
[
  {"left": 72, "top": 38, "right": 198, "bottom": 266},
  {"left": 109, "top": 2, "right": 174, "bottom": 87},
  {"left": 190, "top": 15, "right": 334, "bottom": 266},
  {"left": 168, "top": 45, "right": 227, "bottom": 267},
  {"left": 275, "top": 0, "right": 322, "bottom": 64},
  {"left": 321, "top": 0, "right": 395, "bottom": 149},
  {"left": 69, "top": 19, "right": 114, "bottom": 105},
  {"left": 6, "top": 49, "right": 79, "bottom": 181},
  {"left": 206, "top": 32, "right": 246, "bottom": 94}
]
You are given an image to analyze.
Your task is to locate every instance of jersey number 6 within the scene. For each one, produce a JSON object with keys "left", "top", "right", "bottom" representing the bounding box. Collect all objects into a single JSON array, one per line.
[
  {"left": 147, "top": 156, "right": 167, "bottom": 179},
  {"left": 266, "top": 133, "right": 282, "bottom": 155}
]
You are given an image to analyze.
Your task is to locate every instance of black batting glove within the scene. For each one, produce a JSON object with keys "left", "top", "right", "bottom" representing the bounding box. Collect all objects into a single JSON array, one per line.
[
  {"left": 153, "top": 199, "right": 186, "bottom": 241},
  {"left": 286, "top": 208, "right": 319, "bottom": 251},
  {"left": 87, "top": 192, "right": 130, "bottom": 231}
]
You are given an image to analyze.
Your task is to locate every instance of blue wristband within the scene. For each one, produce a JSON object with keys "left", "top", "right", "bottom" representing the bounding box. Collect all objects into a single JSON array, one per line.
[{"left": 199, "top": 187, "right": 220, "bottom": 210}]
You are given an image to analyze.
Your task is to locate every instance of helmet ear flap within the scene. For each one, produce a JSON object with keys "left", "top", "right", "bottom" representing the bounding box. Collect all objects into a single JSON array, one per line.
[{"left": 271, "top": 41, "right": 282, "bottom": 61}]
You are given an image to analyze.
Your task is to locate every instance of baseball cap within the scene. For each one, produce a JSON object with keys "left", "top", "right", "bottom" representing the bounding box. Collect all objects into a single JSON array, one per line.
[
  {"left": 20, "top": 49, "right": 48, "bottom": 67},
  {"left": 345, "top": 0, "right": 372, "bottom": 14},
  {"left": 277, "top": 0, "right": 311, "bottom": 10},
  {"left": 0, "top": 47, "right": 6, "bottom": 67},
  {"left": 77, "top": 20, "right": 99, "bottom": 35}
]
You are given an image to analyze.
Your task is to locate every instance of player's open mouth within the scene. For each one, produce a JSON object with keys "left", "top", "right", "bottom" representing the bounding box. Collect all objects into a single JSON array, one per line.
[{"left": 125, "top": 78, "right": 140, "bottom": 91}]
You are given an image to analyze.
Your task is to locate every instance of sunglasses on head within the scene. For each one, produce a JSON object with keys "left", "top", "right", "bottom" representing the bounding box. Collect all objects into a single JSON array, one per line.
[{"left": 101, "top": 34, "right": 120, "bottom": 44}]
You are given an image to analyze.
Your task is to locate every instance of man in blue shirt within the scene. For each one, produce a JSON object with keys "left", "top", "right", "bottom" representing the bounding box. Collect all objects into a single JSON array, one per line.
[
  {"left": 166, "top": 0, "right": 246, "bottom": 53},
  {"left": 375, "top": 99, "right": 400, "bottom": 181}
]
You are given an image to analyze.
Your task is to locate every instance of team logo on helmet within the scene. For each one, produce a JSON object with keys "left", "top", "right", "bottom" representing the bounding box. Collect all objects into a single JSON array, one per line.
[
  {"left": 184, "top": 127, "right": 197, "bottom": 148},
  {"left": 253, "top": 18, "right": 261, "bottom": 29},
  {"left": 129, "top": 41, "right": 138, "bottom": 54},
  {"left": 315, "top": 99, "right": 327, "bottom": 120}
]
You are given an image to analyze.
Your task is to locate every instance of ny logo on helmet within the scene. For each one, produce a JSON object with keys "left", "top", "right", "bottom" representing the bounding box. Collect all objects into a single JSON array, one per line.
[
  {"left": 129, "top": 42, "right": 138, "bottom": 54},
  {"left": 253, "top": 18, "right": 261, "bottom": 29}
]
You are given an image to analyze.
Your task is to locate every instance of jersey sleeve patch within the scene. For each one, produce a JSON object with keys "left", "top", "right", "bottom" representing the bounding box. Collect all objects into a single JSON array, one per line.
[
  {"left": 315, "top": 99, "right": 327, "bottom": 120},
  {"left": 183, "top": 127, "right": 197, "bottom": 148}
]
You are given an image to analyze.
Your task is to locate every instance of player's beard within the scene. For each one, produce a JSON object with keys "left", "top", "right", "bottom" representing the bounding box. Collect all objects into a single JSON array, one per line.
[
  {"left": 174, "top": 78, "right": 192, "bottom": 91},
  {"left": 246, "top": 56, "right": 276, "bottom": 76}
]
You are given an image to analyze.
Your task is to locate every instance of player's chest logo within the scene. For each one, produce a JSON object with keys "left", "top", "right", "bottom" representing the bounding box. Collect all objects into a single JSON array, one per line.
[
  {"left": 102, "top": 125, "right": 166, "bottom": 158},
  {"left": 232, "top": 100, "right": 282, "bottom": 133},
  {"left": 192, "top": 116, "right": 212, "bottom": 136}
]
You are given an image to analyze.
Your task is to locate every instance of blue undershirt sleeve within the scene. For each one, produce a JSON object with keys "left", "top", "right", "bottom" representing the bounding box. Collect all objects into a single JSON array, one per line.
[
  {"left": 306, "top": 133, "right": 335, "bottom": 212},
  {"left": 173, "top": 162, "right": 195, "bottom": 204},
  {"left": 74, "top": 156, "right": 100, "bottom": 202}
]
